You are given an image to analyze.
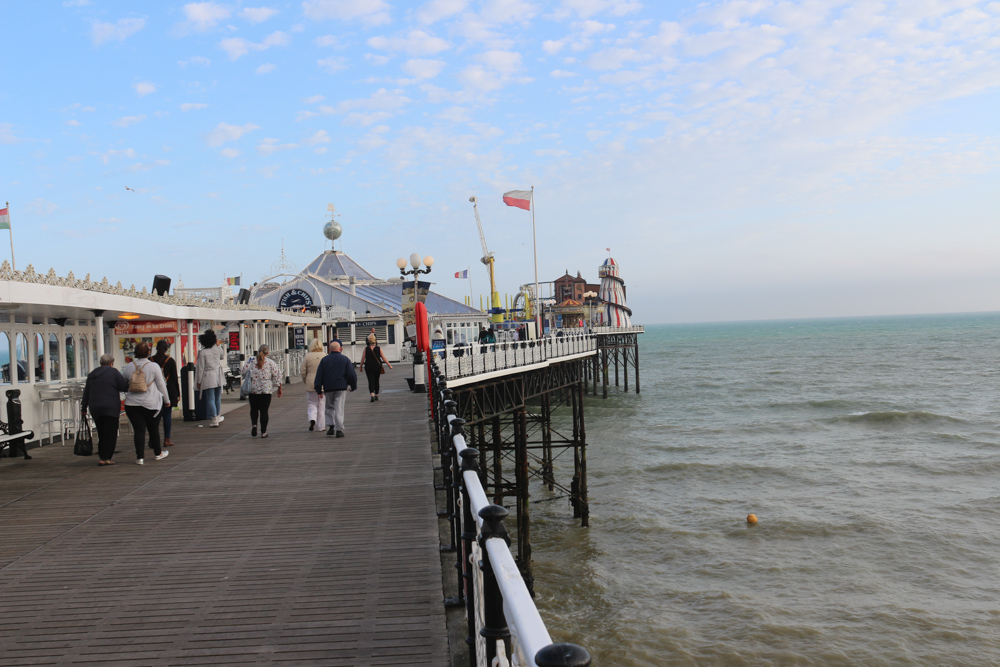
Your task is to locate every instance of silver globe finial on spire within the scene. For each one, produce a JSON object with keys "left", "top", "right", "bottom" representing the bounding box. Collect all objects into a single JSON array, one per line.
[{"left": 324, "top": 203, "right": 343, "bottom": 242}]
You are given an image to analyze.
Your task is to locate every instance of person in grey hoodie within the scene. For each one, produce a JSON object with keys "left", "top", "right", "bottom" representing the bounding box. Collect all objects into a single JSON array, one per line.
[{"left": 81, "top": 353, "right": 129, "bottom": 466}]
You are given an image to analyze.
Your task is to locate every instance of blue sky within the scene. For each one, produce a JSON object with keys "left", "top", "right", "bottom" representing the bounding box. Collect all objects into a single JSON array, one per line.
[{"left": 2, "top": 0, "right": 998, "bottom": 323}]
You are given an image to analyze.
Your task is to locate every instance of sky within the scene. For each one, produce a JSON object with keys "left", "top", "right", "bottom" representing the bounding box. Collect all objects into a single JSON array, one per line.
[{"left": 1, "top": 0, "right": 998, "bottom": 324}]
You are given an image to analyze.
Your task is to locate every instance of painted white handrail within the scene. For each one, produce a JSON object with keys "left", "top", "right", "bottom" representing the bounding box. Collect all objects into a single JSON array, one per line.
[{"left": 436, "top": 332, "right": 597, "bottom": 381}]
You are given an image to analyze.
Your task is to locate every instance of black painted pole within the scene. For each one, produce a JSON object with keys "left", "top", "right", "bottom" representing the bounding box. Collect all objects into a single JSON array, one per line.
[
  {"left": 478, "top": 504, "right": 512, "bottom": 665},
  {"left": 459, "top": 445, "right": 480, "bottom": 667}
]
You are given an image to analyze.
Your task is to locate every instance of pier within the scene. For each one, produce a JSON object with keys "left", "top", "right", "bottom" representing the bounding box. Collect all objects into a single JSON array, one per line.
[{"left": 0, "top": 373, "right": 449, "bottom": 665}]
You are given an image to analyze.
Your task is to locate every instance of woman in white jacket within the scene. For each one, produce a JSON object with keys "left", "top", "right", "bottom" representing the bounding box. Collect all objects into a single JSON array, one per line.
[
  {"left": 195, "top": 329, "right": 226, "bottom": 427},
  {"left": 122, "top": 341, "right": 170, "bottom": 464},
  {"left": 300, "top": 337, "right": 326, "bottom": 431}
]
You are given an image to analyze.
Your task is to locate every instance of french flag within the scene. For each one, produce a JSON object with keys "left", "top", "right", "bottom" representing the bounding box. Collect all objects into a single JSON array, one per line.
[
  {"left": 455, "top": 269, "right": 469, "bottom": 279},
  {"left": 502, "top": 190, "right": 531, "bottom": 211}
]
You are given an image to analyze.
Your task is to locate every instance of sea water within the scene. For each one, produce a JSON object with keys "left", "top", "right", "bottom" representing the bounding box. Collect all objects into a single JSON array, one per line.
[{"left": 530, "top": 313, "right": 1000, "bottom": 665}]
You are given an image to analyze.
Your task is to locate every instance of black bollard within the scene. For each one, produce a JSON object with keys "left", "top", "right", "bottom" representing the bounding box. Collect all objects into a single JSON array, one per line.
[{"left": 5, "top": 389, "right": 31, "bottom": 459}]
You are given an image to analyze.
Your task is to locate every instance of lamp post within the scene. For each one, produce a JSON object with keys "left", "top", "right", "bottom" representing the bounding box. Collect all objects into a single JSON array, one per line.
[{"left": 397, "top": 253, "right": 434, "bottom": 391}]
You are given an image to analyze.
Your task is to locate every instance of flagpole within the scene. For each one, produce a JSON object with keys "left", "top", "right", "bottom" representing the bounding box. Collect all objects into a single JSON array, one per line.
[
  {"left": 6, "top": 202, "right": 14, "bottom": 271},
  {"left": 467, "top": 266, "right": 474, "bottom": 308},
  {"left": 530, "top": 187, "right": 540, "bottom": 336}
]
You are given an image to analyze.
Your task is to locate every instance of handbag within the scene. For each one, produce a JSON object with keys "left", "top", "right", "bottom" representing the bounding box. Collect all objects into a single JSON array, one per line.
[
  {"left": 380, "top": 364, "right": 385, "bottom": 375},
  {"left": 74, "top": 417, "right": 93, "bottom": 456},
  {"left": 240, "top": 369, "right": 252, "bottom": 399}
]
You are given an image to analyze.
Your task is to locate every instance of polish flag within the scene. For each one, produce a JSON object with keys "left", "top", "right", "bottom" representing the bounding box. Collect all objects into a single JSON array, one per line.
[
  {"left": 455, "top": 269, "right": 469, "bottom": 279},
  {"left": 503, "top": 190, "right": 531, "bottom": 211}
]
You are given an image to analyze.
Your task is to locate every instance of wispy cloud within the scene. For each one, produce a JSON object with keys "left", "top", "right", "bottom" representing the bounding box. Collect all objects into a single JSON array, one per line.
[
  {"left": 257, "top": 63, "right": 277, "bottom": 74},
  {"left": 219, "top": 31, "right": 290, "bottom": 60},
  {"left": 181, "top": 2, "right": 230, "bottom": 31},
  {"left": 205, "top": 122, "right": 260, "bottom": 147},
  {"left": 179, "top": 56, "right": 212, "bottom": 67},
  {"left": 302, "top": 0, "right": 391, "bottom": 26},
  {"left": 415, "top": 0, "right": 469, "bottom": 25},
  {"left": 257, "top": 138, "right": 298, "bottom": 155},
  {"left": 91, "top": 18, "right": 144, "bottom": 45},
  {"left": 318, "top": 56, "right": 347, "bottom": 73},
  {"left": 181, "top": 103, "right": 209, "bottom": 111},
  {"left": 113, "top": 115, "right": 147, "bottom": 127},
  {"left": 368, "top": 30, "right": 449, "bottom": 56},
  {"left": 133, "top": 81, "right": 157, "bottom": 96},
  {"left": 241, "top": 7, "right": 279, "bottom": 23}
]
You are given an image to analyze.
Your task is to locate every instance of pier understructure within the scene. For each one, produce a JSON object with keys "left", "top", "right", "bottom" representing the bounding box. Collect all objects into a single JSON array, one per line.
[
  {"left": 431, "top": 335, "right": 594, "bottom": 592},
  {"left": 588, "top": 325, "right": 644, "bottom": 398}
]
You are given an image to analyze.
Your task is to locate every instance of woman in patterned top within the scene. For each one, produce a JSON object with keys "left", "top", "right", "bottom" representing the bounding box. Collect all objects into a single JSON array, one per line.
[{"left": 241, "top": 344, "right": 283, "bottom": 438}]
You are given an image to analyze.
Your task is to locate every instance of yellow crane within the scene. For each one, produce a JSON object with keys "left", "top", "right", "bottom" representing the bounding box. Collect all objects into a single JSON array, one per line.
[{"left": 469, "top": 196, "right": 504, "bottom": 324}]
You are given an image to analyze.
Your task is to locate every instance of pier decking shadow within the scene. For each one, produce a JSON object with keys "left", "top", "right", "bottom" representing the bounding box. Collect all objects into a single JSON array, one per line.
[{"left": 0, "top": 370, "right": 448, "bottom": 666}]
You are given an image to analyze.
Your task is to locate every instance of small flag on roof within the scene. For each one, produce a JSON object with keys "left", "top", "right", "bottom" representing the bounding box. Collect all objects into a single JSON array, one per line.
[
  {"left": 502, "top": 190, "right": 531, "bottom": 211},
  {"left": 455, "top": 269, "right": 469, "bottom": 279},
  {"left": 226, "top": 276, "right": 240, "bottom": 286},
  {"left": 0, "top": 206, "right": 10, "bottom": 231}
]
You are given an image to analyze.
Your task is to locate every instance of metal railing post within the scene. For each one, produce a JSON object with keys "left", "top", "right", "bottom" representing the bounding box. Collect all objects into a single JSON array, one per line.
[
  {"left": 478, "top": 505, "right": 512, "bottom": 665},
  {"left": 459, "top": 445, "right": 480, "bottom": 666},
  {"left": 451, "top": 418, "right": 468, "bottom": 607},
  {"left": 535, "top": 643, "right": 592, "bottom": 667}
]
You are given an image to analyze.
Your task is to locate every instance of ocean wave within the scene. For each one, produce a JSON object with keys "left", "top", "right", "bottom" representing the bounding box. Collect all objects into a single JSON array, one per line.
[{"left": 831, "top": 410, "right": 962, "bottom": 425}]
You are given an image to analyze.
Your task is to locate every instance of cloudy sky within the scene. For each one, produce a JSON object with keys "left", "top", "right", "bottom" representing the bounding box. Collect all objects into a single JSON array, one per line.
[{"left": 2, "top": 0, "right": 998, "bottom": 323}]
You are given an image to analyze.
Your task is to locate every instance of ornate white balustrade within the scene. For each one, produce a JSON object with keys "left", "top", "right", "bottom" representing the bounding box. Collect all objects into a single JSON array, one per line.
[
  {"left": 435, "top": 332, "right": 596, "bottom": 382},
  {"left": 0, "top": 261, "right": 320, "bottom": 317}
]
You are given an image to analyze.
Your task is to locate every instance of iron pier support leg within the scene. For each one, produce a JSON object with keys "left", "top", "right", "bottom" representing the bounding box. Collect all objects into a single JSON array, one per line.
[
  {"left": 623, "top": 344, "right": 629, "bottom": 392},
  {"left": 615, "top": 345, "right": 620, "bottom": 387},
  {"left": 634, "top": 335, "right": 640, "bottom": 394},
  {"left": 542, "top": 391, "right": 554, "bottom": 490},
  {"left": 492, "top": 415, "right": 503, "bottom": 506},
  {"left": 514, "top": 407, "right": 533, "bottom": 593},
  {"left": 577, "top": 378, "right": 589, "bottom": 527},
  {"left": 602, "top": 348, "right": 608, "bottom": 399}
]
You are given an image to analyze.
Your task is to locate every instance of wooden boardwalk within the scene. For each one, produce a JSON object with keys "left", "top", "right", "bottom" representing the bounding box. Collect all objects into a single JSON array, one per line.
[{"left": 0, "top": 369, "right": 449, "bottom": 666}]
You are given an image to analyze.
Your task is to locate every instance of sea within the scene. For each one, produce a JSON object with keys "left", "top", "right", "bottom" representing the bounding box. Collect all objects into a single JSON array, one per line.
[{"left": 530, "top": 312, "right": 1000, "bottom": 666}]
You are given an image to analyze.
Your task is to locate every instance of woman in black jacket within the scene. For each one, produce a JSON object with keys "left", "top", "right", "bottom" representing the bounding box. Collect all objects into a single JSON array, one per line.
[
  {"left": 81, "top": 353, "right": 129, "bottom": 466},
  {"left": 152, "top": 339, "right": 180, "bottom": 447}
]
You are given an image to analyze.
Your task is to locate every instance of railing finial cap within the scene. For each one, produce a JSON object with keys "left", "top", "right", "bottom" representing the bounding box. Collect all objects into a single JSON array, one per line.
[{"left": 535, "top": 642, "right": 591, "bottom": 667}]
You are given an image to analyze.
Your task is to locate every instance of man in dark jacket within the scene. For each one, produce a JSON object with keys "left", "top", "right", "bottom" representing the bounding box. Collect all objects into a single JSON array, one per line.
[
  {"left": 81, "top": 353, "right": 129, "bottom": 465},
  {"left": 314, "top": 340, "right": 357, "bottom": 437}
]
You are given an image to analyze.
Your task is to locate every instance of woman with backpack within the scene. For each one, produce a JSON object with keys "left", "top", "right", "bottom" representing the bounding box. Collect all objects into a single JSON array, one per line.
[
  {"left": 241, "top": 345, "right": 282, "bottom": 438},
  {"left": 121, "top": 341, "right": 170, "bottom": 465},
  {"left": 195, "top": 329, "right": 226, "bottom": 427}
]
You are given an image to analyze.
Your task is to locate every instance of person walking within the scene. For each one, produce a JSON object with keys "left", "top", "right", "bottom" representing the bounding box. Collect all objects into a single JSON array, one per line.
[
  {"left": 151, "top": 339, "right": 180, "bottom": 447},
  {"left": 359, "top": 334, "right": 392, "bottom": 402},
  {"left": 121, "top": 342, "right": 170, "bottom": 465},
  {"left": 241, "top": 344, "right": 283, "bottom": 438},
  {"left": 314, "top": 340, "right": 357, "bottom": 438},
  {"left": 195, "top": 329, "right": 226, "bottom": 427},
  {"left": 81, "top": 353, "right": 129, "bottom": 466},
  {"left": 301, "top": 337, "right": 326, "bottom": 431}
]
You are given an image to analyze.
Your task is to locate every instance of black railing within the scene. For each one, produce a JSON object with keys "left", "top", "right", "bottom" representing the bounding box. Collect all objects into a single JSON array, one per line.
[{"left": 430, "top": 365, "right": 591, "bottom": 667}]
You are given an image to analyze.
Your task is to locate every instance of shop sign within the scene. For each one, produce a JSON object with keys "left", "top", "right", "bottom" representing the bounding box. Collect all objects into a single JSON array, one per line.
[{"left": 279, "top": 288, "right": 313, "bottom": 309}]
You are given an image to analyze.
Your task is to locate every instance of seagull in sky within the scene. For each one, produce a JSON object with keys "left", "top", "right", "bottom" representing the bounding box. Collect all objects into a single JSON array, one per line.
[{"left": 124, "top": 186, "right": 135, "bottom": 192}]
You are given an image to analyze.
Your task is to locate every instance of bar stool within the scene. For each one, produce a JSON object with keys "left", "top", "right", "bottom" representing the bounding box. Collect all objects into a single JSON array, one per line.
[
  {"left": 66, "top": 383, "right": 88, "bottom": 435},
  {"left": 38, "top": 387, "right": 70, "bottom": 445}
]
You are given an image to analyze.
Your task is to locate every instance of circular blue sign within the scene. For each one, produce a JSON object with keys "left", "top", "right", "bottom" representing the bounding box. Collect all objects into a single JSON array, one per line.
[{"left": 279, "top": 288, "right": 314, "bottom": 309}]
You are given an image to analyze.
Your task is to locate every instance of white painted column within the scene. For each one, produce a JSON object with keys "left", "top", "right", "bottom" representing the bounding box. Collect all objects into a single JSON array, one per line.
[
  {"left": 94, "top": 313, "right": 105, "bottom": 358},
  {"left": 58, "top": 328, "right": 67, "bottom": 384},
  {"left": 186, "top": 320, "right": 194, "bottom": 365}
]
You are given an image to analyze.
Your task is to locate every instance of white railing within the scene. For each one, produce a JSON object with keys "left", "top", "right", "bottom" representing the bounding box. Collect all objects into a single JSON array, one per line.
[
  {"left": 591, "top": 325, "right": 644, "bottom": 335},
  {"left": 435, "top": 332, "right": 597, "bottom": 381},
  {"left": 440, "top": 408, "right": 590, "bottom": 667}
]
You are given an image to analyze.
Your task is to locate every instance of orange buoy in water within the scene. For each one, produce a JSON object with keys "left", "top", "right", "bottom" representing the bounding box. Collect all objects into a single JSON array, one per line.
[{"left": 746, "top": 514, "right": 758, "bottom": 525}]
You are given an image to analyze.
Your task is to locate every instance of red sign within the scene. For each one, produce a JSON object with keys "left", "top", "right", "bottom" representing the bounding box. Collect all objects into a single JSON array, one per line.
[
  {"left": 113, "top": 320, "right": 200, "bottom": 335},
  {"left": 228, "top": 331, "right": 240, "bottom": 351}
]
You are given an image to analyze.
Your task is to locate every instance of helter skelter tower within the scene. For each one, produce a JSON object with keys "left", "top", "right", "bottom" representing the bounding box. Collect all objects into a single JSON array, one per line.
[
  {"left": 597, "top": 256, "right": 632, "bottom": 327},
  {"left": 591, "top": 254, "right": 642, "bottom": 398}
]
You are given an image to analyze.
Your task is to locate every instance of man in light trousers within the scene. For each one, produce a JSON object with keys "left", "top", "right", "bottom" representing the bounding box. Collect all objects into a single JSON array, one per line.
[{"left": 314, "top": 340, "right": 357, "bottom": 438}]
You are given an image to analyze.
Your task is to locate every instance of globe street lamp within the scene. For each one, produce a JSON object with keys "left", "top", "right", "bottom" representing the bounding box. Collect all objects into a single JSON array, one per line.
[{"left": 396, "top": 254, "right": 434, "bottom": 278}]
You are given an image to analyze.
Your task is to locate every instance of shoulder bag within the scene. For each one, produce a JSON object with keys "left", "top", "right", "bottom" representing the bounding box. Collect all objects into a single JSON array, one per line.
[{"left": 73, "top": 417, "right": 93, "bottom": 456}]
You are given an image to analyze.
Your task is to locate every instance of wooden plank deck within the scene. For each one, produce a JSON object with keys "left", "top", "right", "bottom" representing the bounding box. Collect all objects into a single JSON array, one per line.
[{"left": 0, "top": 369, "right": 449, "bottom": 666}]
